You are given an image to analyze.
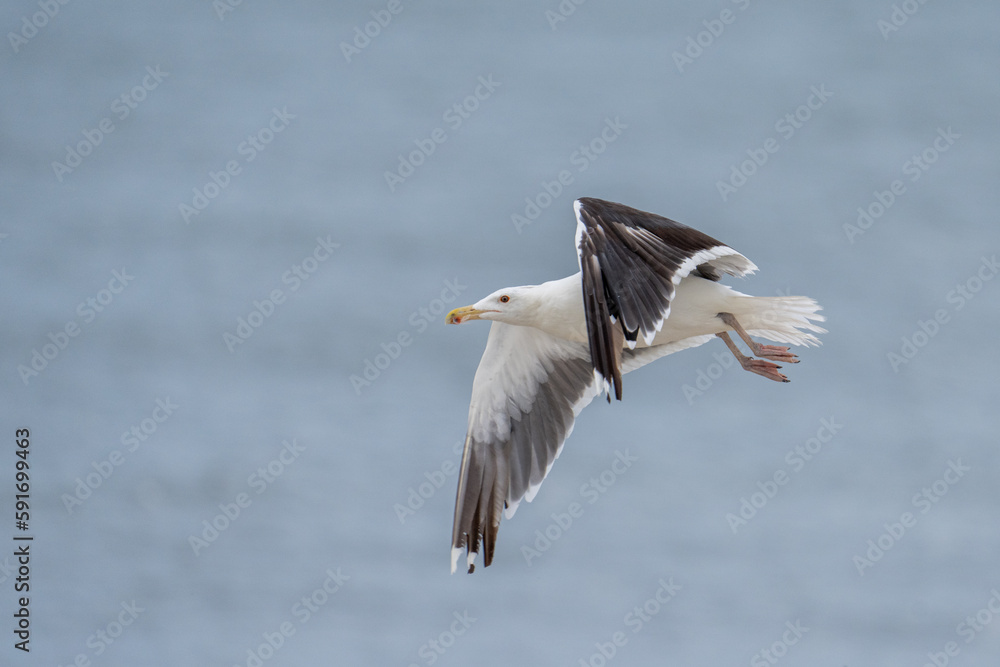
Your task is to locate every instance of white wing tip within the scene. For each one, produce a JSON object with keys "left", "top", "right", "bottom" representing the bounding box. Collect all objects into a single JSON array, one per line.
[
  {"left": 593, "top": 368, "right": 611, "bottom": 397},
  {"left": 640, "top": 313, "right": 667, "bottom": 346},
  {"left": 504, "top": 498, "right": 522, "bottom": 519},
  {"left": 449, "top": 547, "right": 477, "bottom": 573},
  {"left": 523, "top": 483, "right": 541, "bottom": 503},
  {"left": 675, "top": 246, "right": 756, "bottom": 284}
]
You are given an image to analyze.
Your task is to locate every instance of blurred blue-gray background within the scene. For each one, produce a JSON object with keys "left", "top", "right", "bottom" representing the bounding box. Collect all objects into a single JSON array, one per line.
[{"left": 2, "top": 1, "right": 999, "bottom": 665}]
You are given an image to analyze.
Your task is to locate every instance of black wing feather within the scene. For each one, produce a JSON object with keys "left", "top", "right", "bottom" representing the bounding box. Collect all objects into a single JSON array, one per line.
[{"left": 575, "top": 197, "right": 754, "bottom": 400}]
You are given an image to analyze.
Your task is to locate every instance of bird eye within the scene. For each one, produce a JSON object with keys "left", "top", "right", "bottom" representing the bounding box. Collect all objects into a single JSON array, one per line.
[{"left": 499, "top": 295, "right": 510, "bottom": 303}]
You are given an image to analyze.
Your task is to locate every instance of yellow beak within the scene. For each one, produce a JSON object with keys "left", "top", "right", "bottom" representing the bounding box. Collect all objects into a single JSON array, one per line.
[{"left": 446, "top": 305, "right": 486, "bottom": 325}]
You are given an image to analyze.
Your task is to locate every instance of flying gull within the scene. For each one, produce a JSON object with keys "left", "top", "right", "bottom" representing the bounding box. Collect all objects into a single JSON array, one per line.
[{"left": 445, "top": 197, "right": 825, "bottom": 573}]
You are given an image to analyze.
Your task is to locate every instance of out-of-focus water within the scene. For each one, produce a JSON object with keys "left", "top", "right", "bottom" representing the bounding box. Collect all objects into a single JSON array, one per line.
[{"left": 2, "top": 1, "right": 999, "bottom": 665}]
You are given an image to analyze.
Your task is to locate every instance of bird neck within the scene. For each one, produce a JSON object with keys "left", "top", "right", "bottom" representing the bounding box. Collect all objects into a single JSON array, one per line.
[{"left": 526, "top": 273, "right": 587, "bottom": 343}]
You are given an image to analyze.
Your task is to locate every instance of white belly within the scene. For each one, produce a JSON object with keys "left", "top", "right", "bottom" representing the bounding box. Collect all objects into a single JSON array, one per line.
[{"left": 650, "top": 277, "right": 744, "bottom": 346}]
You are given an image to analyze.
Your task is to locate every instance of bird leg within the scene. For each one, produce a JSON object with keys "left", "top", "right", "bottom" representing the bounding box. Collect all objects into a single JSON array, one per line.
[
  {"left": 716, "top": 313, "right": 795, "bottom": 383},
  {"left": 718, "top": 312, "right": 799, "bottom": 363},
  {"left": 716, "top": 332, "right": 789, "bottom": 383}
]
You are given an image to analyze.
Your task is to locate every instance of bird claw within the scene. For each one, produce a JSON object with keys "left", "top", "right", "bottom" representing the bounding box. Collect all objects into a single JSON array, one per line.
[
  {"left": 717, "top": 314, "right": 797, "bottom": 381},
  {"left": 753, "top": 344, "right": 799, "bottom": 364},
  {"left": 739, "top": 357, "right": 789, "bottom": 383}
]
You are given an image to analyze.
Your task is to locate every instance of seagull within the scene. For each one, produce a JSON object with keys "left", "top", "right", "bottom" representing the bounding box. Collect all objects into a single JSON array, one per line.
[{"left": 445, "top": 197, "right": 825, "bottom": 573}]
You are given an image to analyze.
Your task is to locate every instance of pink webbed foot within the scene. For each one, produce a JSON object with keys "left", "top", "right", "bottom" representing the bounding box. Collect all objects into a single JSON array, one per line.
[
  {"left": 751, "top": 344, "right": 799, "bottom": 364},
  {"left": 715, "top": 316, "right": 794, "bottom": 384},
  {"left": 738, "top": 356, "right": 789, "bottom": 383}
]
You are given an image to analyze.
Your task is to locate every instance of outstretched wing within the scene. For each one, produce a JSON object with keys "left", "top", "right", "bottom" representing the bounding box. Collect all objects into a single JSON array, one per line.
[
  {"left": 451, "top": 322, "right": 600, "bottom": 573},
  {"left": 574, "top": 197, "right": 757, "bottom": 400}
]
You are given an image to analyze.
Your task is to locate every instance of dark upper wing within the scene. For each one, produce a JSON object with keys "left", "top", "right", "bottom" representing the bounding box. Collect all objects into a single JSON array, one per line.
[
  {"left": 451, "top": 322, "right": 600, "bottom": 573},
  {"left": 574, "top": 197, "right": 756, "bottom": 400}
]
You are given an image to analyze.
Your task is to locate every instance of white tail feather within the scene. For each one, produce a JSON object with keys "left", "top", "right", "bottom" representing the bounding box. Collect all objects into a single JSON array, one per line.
[{"left": 736, "top": 296, "right": 826, "bottom": 347}]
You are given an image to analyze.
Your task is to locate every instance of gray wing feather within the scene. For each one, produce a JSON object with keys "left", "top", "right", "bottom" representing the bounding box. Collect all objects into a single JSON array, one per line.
[{"left": 451, "top": 322, "right": 599, "bottom": 573}]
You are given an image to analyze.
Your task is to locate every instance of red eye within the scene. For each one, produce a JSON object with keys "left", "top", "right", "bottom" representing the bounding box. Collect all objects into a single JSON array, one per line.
[{"left": 499, "top": 295, "right": 510, "bottom": 303}]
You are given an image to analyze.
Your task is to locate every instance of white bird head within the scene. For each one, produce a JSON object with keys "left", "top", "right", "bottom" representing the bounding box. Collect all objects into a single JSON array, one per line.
[{"left": 445, "top": 286, "right": 540, "bottom": 327}]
